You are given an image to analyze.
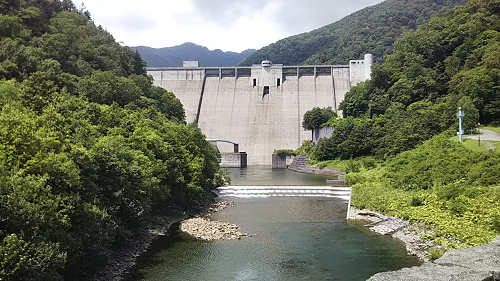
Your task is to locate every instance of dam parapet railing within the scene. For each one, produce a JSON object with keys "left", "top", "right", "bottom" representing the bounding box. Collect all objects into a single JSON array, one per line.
[{"left": 146, "top": 65, "right": 351, "bottom": 79}]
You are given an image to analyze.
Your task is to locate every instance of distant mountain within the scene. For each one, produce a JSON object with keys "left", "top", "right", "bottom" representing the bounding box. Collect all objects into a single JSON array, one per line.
[
  {"left": 238, "top": 0, "right": 466, "bottom": 66},
  {"left": 132, "top": 43, "right": 255, "bottom": 67}
]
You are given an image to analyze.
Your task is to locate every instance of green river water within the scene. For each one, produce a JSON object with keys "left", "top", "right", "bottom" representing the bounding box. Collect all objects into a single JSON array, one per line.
[{"left": 125, "top": 166, "right": 421, "bottom": 280}]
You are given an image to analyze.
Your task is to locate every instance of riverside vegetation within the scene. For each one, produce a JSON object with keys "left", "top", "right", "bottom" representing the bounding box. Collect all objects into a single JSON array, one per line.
[
  {"left": 0, "top": 1, "right": 225, "bottom": 280},
  {"left": 297, "top": 0, "right": 500, "bottom": 260}
]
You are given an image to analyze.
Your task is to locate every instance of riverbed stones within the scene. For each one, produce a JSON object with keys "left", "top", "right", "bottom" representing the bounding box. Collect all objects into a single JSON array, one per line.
[
  {"left": 180, "top": 217, "right": 247, "bottom": 241},
  {"left": 180, "top": 200, "right": 250, "bottom": 241},
  {"left": 368, "top": 218, "right": 408, "bottom": 235}
]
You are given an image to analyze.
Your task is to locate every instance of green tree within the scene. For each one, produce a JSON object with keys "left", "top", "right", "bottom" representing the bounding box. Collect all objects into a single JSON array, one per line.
[{"left": 302, "top": 106, "right": 337, "bottom": 130}]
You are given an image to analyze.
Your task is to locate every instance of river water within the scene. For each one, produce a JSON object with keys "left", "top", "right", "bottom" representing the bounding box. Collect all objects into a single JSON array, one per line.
[{"left": 125, "top": 166, "right": 421, "bottom": 280}]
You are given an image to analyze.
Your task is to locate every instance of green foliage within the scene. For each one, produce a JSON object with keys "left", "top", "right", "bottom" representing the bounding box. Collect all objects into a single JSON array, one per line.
[
  {"left": 428, "top": 247, "right": 446, "bottom": 261},
  {"left": 316, "top": 0, "right": 500, "bottom": 162},
  {"left": 302, "top": 106, "right": 337, "bottom": 130},
  {"left": 344, "top": 136, "right": 500, "bottom": 248},
  {"left": 342, "top": 0, "right": 500, "bottom": 125},
  {"left": 295, "top": 140, "right": 314, "bottom": 157},
  {"left": 313, "top": 117, "right": 378, "bottom": 160},
  {"left": 273, "top": 149, "right": 296, "bottom": 155},
  {"left": 238, "top": 0, "right": 464, "bottom": 66},
  {"left": 0, "top": 0, "right": 221, "bottom": 279}
]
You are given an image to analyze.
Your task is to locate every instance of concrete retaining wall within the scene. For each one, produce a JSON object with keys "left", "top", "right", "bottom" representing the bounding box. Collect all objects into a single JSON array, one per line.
[
  {"left": 272, "top": 154, "right": 296, "bottom": 169},
  {"left": 313, "top": 126, "right": 335, "bottom": 144},
  {"left": 220, "top": 152, "right": 247, "bottom": 168}
]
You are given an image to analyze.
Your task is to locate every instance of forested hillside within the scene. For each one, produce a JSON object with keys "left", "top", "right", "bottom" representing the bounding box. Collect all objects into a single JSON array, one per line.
[
  {"left": 315, "top": 0, "right": 500, "bottom": 160},
  {"left": 304, "top": 0, "right": 500, "bottom": 254},
  {"left": 133, "top": 43, "right": 255, "bottom": 67},
  {"left": 238, "top": 0, "right": 465, "bottom": 66},
  {"left": 0, "top": 1, "right": 222, "bottom": 280}
]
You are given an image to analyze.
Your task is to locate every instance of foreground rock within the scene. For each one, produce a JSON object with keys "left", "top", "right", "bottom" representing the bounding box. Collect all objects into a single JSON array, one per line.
[
  {"left": 180, "top": 201, "right": 250, "bottom": 241},
  {"left": 368, "top": 236, "right": 500, "bottom": 281}
]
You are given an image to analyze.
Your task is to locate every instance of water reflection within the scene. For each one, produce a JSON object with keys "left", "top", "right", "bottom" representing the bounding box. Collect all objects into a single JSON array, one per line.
[{"left": 226, "top": 166, "right": 332, "bottom": 186}]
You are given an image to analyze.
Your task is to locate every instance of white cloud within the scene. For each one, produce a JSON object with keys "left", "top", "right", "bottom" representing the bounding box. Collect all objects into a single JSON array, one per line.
[{"left": 80, "top": 0, "right": 382, "bottom": 52}]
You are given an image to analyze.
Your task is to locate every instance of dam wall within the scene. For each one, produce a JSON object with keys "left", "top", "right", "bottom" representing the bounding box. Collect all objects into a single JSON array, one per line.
[{"left": 148, "top": 58, "right": 371, "bottom": 166}]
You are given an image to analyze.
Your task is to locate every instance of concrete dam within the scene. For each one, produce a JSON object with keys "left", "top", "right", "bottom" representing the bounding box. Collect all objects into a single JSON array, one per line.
[{"left": 147, "top": 55, "right": 372, "bottom": 166}]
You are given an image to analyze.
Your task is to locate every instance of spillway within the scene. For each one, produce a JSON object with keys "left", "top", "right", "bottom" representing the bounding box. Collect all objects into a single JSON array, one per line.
[{"left": 214, "top": 185, "right": 351, "bottom": 200}]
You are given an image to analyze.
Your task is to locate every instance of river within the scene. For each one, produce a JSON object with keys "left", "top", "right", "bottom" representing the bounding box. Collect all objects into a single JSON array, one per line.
[{"left": 125, "top": 166, "right": 421, "bottom": 280}]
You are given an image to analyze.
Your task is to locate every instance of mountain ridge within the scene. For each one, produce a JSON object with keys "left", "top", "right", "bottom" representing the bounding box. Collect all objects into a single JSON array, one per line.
[
  {"left": 132, "top": 42, "right": 255, "bottom": 67},
  {"left": 238, "top": 0, "right": 466, "bottom": 66}
]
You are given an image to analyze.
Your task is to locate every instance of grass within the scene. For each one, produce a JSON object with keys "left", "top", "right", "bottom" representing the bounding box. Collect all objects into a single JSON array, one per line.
[{"left": 449, "top": 136, "right": 489, "bottom": 152}]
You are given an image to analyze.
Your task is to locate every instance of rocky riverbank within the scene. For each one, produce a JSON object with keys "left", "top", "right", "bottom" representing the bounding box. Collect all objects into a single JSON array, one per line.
[
  {"left": 93, "top": 195, "right": 241, "bottom": 281},
  {"left": 93, "top": 212, "right": 187, "bottom": 281},
  {"left": 180, "top": 200, "right": 251, "bottom": 241},
  {"left": 348, "top": 207, "right": 443, "bottom": 262}
]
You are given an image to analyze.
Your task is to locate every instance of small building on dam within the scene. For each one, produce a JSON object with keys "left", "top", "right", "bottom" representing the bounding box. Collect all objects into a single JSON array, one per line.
[{"left": 147, "top": 55, "right": 373, "bottom": 166}]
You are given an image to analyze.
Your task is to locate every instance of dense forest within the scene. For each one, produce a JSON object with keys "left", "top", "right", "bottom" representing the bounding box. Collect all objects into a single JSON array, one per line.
[
  {"left": 0, "top": 0, "right": 223, "bottom": 280},
  {"left": 302, "top": 0, "right": 500, "bottom": 255},
  {"left": 238, "top": 0, "right": 465, "bottom": 66},
  {"left": 314, "top": 0, "right": 500, "bottom": 160},
  {"left": 132, "top": 43, "right": 256, "bottom": 67}
]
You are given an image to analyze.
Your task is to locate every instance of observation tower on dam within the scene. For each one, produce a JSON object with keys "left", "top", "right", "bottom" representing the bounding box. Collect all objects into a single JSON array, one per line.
[{"left": 147, "top": 54, "right": 373, "bottom": 166}]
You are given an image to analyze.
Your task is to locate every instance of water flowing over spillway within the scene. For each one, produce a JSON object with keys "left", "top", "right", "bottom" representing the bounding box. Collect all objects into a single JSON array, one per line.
[{"left": 214, "top": 185, "right": 351, "bottom": 199}]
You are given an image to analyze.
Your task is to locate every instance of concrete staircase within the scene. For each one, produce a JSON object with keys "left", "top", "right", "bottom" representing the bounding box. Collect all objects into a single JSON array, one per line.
[
  {"left": 213, "top": 186, "right": 351, "bottom": 200},
  {"left": 288, "top": 155, "right": 346, "bottom": 177}
]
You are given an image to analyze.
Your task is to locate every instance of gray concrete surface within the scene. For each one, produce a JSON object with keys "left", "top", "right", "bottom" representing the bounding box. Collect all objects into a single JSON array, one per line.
[
  {"left": 148, "top": 62, "right": 362, "bottom": 166},
  {"left": 465, "top": 129, "right": 500, "bottom": 141},
  {"left": 367, "top": 236, "right": 500, "bottom": 281}
]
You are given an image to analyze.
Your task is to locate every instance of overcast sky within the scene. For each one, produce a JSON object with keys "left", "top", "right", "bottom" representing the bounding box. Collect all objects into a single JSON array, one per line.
[{"left": 81, "top": 0, "right": 383, "bottom": 52}]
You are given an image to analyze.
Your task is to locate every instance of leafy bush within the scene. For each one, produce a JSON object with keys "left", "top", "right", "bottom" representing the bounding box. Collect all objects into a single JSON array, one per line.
[
  {"left": 346, "top": 135, "right": 500, "bottom": 247},
  {"left": 273, "top": 149, "right": 296, "bottom": 155},
  {"left": 428, "top": 248, "right": 446, "bottom": 261},
  {"left": 302, "top": 107, "right": 337, "bottom": 130}
]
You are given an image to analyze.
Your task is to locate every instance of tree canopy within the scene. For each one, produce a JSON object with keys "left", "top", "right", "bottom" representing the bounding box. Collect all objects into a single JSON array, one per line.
[
  {"left": 302, "top": 107, "right": 337, "bottom": 130},
  {"left": 307, "top": 0, "right": 500, "bottom": 161},
  {"left": 0, "top": 1, "right": 223, "bottom": 280}
]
